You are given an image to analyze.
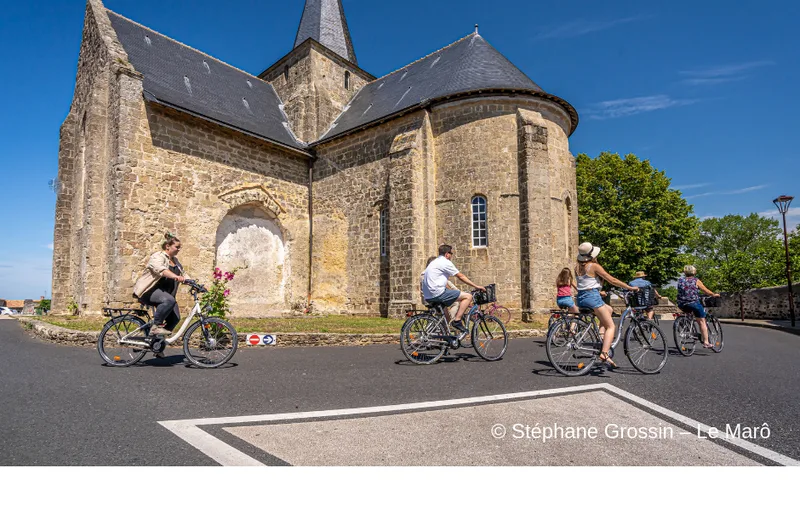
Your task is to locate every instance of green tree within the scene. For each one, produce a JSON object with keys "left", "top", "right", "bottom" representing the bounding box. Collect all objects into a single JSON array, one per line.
[
  {"left": 576, "top": 152, "right": 698, "bottom": 286},
  {"left": 688, "top": 214, "right": 784, "bottom": 294}
]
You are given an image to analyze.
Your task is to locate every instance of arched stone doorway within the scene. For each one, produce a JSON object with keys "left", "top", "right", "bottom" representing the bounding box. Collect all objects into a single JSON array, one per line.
[{"left": 215, "top": 204, "right": 288, "bottom": 316}]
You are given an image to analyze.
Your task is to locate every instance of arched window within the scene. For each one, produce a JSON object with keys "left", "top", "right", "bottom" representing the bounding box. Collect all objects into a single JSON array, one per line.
[
  {"left": 564, "top": 196, "right": 572, "bottom": 258},
  {"left": 344, "top": 71, "right": 351, "bottom": 90},
  {"left": 471, "top": 196, "right": 488, "bottom": 247},
  {"left": 283, "top": 65, "right": 289, "bottom": 82}
]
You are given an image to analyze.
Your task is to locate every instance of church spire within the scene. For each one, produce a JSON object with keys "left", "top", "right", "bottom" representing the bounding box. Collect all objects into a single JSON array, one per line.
[{"left": 294, "top": 0, "right": 357, "bottom": 65}]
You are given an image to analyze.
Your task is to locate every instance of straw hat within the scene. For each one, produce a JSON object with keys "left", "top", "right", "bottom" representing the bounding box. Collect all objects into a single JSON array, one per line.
[
  {"left": 633, "top": 271, "right": 647, "bottom": 278},
  {"left": 577, "top": 242, "right": 601, "bottom": 261}
]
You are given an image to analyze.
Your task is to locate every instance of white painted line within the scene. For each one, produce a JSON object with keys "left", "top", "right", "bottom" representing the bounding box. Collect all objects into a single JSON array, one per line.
[
  {"left": 159, "top": 383, "right": 799, "bottom": 466},
  {"left": 159, "top": 421, "right": 264, "bottom": 466},
  {"left": 602, "top": 385, "right": 799, "bottom": 467}
]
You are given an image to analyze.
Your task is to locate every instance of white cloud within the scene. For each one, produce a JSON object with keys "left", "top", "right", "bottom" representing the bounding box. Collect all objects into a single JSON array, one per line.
[
  {"left": 535, "top": 15, "right": 649, "bottom": 40},
  {"left": 46, "top": 243, "right": 53, "bottom": 250},
  {"left": 759, "top": 207, "right": 800, "bottom": 230},
  {"left": 584, "top": 95, "right": 698, "bottom": 120},
  {"left": 679, "top": 61, "right": 774, "bottom": 86},
  {"left": 686, "top": 185, "right": 769, "bottom": 200},
  {"left": 673, "top": 183, "right": 710, "bottom": 191}
]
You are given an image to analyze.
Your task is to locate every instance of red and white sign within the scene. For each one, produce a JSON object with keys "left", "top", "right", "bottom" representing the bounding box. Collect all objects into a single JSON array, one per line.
[
  {"left": 247, "top": 334, "right": 261, "bottom": 346},
  {"left": 246, "top": 333, "right": 277, "bottom": 346}
]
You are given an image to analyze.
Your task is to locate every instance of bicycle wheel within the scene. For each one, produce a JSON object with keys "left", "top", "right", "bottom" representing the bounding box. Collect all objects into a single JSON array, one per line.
[
  {"left": 183, "top": 318, "right": 238, "bottom": 368},
  {"left": 488, "top": 305, "right": 511, "bottom": 325},
  {"left": 400, "top": 314, "right": 446, "bottom": 365},
  {"left": 546, "top": 319, "right": 599, "bottom": 376},
  {"left": 672, "top": 316, "right": 696, "bottom": 356},
  {"left": 625, "top": 320, "right": 668, "bottom": 374},
  {"left": 97, "top": 315, "right": 148, "bottom": 367},
  {"left": 708, "top": 316, "right": 724, "bottom": 353},
  {"left": 472, "top": 315, "right": 508, "bottom": 361}
]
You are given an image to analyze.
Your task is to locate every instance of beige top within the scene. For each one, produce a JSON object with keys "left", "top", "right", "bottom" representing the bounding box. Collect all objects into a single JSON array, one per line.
[{"left": 132, "top": 251, "right": 185, "bottom": 298}]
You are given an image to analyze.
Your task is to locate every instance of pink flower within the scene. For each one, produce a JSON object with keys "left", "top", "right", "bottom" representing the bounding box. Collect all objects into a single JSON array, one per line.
[
  {"left": 223, "top": 289, "right": 231, "bottom": 297},
  {"left": 225, "top": 272, "right": 234, "bottom": 281},
  {"left": 213, "top": 270, "right": 223, "bottom": 280}
]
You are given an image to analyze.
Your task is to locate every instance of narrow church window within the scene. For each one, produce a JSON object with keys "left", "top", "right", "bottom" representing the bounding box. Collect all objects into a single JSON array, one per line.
[
  {"left": 344, "top": 71, "right": 351, "bottom": 90},
  {"left": 471, "top": 196, "right": 488, "bottom": 248},
  {"left": 283, "top": 65, "right": 289, "bottom": 82},
  {"left": 564, "top": 196, "right": 573, "bottom": 258},
  {"left": 380, "top": 208, "right": 388, "bottom": 257}
]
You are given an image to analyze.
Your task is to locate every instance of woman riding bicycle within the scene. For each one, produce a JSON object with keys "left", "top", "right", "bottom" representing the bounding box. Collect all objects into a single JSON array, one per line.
[
  {"left": 575, "top": 242, "right": 638, "bottom": 368},
  {"left": 677, "top": 265, "right": 720, "bottom": 349},
  {"left": 132, "top": 232, "right": 187, "bottom": 349}
]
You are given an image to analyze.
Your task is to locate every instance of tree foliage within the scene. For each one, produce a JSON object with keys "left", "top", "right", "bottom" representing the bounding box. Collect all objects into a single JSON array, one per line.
[
  {"left": 576, "top": 152, "right": 698, "bottom": 286},
  {"left": 688, "top": 214, "right": 785, "bottom": 293}
]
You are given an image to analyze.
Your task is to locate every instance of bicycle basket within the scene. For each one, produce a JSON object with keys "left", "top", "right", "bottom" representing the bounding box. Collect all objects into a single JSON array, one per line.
[
  {"left": 628, "top": 287, "right": 656, "bottom": 308},
  {"left": 703, "top": 296, "right": 721, "bottom": 308},
  {"left": 474, "top": 284, "right": 496, "bottom": 305}
]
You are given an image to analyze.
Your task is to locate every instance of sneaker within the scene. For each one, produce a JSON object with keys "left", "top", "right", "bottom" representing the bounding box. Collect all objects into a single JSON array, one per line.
[
  {"left": 451, "top": 319, "right": 468, "bottom": 334},
  {"left": 153, "top": 351, "right": 165, "bottom": 359},
  {"left": 150, "top": 325, "right": 170, "bottom": 336}
]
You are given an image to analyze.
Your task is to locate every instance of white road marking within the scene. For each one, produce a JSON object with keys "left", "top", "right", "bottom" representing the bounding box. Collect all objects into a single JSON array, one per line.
[{"left": 158, "top": 383, "right": 798, "bottom": 466}]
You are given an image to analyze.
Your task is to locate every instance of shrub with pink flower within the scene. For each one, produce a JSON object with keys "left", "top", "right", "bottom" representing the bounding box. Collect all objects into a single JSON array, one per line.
[{"left": 201, "top": 265, "right": 246, "bottom": 318}]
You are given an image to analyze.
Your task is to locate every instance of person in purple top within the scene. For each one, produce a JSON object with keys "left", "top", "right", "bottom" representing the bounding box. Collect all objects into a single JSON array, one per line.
[{"left": 677, "top": 265, "right": 721, "bottom": 349}]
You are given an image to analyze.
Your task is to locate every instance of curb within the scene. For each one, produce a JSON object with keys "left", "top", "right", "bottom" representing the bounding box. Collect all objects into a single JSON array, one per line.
[
  {"left": 718, "top": 319, "right": 800, "bottom": 337},
  {"left": 15, "top": 318, "right": 545, "bottom": 348}
]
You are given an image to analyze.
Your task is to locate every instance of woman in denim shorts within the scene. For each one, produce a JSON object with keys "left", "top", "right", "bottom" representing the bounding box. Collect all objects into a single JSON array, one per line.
[
  {"left": 575, "top": 242, "right": 639, "bottom": 368},
  {"left": 677, "top": 265, "right": 721, "bottom": 349}
]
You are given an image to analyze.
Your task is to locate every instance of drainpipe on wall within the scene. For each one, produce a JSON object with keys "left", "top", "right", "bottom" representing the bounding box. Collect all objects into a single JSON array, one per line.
[{"left": 307, "top": 160, "right": 314, "bottom": 314}]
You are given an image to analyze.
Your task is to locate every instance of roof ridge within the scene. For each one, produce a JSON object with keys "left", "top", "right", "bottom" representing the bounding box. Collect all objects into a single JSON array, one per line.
[
  {"left": 364, "top": 32, "right": 477, "bottom": 87},
  {"left": 105, "top": 9, "right": 272, "bottom": 87}
]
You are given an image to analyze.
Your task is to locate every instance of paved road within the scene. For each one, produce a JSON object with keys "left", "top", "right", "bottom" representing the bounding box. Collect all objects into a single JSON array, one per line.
[{"left": 1, "top": 319, "right": 798, "bottom": 465}]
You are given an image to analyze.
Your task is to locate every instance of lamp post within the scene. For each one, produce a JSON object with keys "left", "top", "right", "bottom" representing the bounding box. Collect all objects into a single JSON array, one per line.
[{"left": 773, "top": 195, "right": 795, "bottom": 327}]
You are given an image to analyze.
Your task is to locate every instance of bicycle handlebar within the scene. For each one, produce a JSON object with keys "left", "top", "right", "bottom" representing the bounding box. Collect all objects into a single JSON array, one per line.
[{"left": 183, "top": 279, "right": 208, "bottom": 293}]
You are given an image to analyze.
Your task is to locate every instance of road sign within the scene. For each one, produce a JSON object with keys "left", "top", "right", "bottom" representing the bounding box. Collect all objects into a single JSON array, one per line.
[
  {"left": 248, "top": 334, "right": 261, "bottom": 346},
  {"left": 262, "top": 334, "right": 276, "bottom": 345}
]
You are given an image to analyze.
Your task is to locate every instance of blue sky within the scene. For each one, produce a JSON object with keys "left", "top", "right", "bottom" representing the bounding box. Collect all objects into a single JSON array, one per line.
[{"left": 1, "top": 0, "right": 798, "bottom": 299}]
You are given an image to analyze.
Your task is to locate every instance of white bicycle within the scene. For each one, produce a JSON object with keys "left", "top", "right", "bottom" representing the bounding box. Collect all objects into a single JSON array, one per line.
[{"left": 97, "top": 280, "right": 238, "bottom": 368}]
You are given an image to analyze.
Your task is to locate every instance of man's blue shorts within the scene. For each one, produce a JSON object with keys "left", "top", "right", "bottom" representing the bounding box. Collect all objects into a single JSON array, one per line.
[
  {"left": 426, "top": 288, "right": 461, "bottom": 307},
  {"left": 679, "top": 301, "right": 706, "bottom": 318},
  {"left": 556, "top": 296, "right": 576, "bottom": 309},
  {"left": 577, "top": 289, "right": 605, "bottom": 310}
]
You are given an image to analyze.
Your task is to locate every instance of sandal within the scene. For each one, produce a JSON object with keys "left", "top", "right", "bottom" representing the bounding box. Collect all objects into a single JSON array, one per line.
[
  {"left": 702, "top": 342, "right": 714, "bottom": 349},
  {"left": 599, "top": 352, "right": 617, "bottom": 368}
]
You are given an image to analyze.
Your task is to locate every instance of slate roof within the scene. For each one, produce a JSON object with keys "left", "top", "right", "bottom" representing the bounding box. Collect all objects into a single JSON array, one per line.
[
  {"left": 107, "top": 11, "right": 307, "bottom": 152},
  {"left": 294, "top": 0, "right": 357, "bottom": 65},
  {"left": 317, "top": 33, "right": 578, "bottom": 143}
]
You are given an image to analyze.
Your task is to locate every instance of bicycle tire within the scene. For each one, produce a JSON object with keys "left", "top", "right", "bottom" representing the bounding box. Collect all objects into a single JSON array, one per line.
[
  {"left": 672, "top": 315, "right": 696, "bottom": 357},
  {"left": 97, "top": 315, "right": 148, "bottom": 367},
  {"left": 183, "top": 318, "right": 238, "bottom": 368},
  {"left": 472, "top": 315, "right": 508, "bottom": 361},
  {"left": 546, "top": 319, "right": 599, "bottom": 376},
  {"left": 488, "top": 305, "right": 511, "bottom": 325},
  {"left": 625, "top": 320, "right": 668, "bottom": 374},
  {"left": 708, "top": 316, "right": 724, "bottom": 353},
  {"left": 400, "top": 314, "right": 446, "bottom": 365}
]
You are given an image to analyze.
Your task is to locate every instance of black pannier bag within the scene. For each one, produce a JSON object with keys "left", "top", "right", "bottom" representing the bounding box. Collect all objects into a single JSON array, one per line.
[
  {"left": 474, "top": 284, "right": 496, "bottom": 305},
  {"left": 628, "top": 286, "right": 656, "bottom": 308}
]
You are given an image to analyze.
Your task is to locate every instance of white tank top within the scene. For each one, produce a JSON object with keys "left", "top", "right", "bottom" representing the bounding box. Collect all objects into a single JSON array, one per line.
[{"left": 576, "top": 267, "right": 602, "bottom": 291}]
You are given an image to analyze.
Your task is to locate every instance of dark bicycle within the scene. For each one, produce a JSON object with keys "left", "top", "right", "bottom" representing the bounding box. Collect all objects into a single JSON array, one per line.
[
  {"left": 672, "top": 295, "right": 724, "bottom": 356},
  {"left": 400, "top": 284, "right": 508, "bottom": 364},
  {"left": 546, "top": 288, "right": 668, "bottom": 376}
]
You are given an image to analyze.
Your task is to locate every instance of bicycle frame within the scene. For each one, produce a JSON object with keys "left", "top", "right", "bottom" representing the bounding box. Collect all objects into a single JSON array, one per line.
[
  {"left": 117, "top": 301, "right": 204, "bottom": 347},
  {"left": 562, "top": 305, "right": 640, "bottom": 354}
]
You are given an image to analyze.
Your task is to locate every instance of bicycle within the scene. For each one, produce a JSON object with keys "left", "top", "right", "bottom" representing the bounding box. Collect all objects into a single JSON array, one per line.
[
  {"left": 672, "top": 296, "right": 723, "bottom": 356},
  {"left": 400, "top": 285, "right": 508, "bottom": 364},
  {"left": 545, "top": 289, "right": 668, "bottom": 376},
  {"left": 483, "top": 301, "right": 511, "bottom": 324},
  {"left": 97, "top": 280, "right": 238, "bottom": 368}
]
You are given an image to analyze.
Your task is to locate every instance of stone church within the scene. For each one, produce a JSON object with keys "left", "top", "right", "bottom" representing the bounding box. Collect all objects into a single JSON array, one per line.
[{"left": 52, "top": 0, "right": 579, "bottom": 318}]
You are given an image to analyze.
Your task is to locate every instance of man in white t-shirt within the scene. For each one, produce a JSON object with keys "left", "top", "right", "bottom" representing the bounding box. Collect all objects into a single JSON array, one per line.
[{"left": 421, "top": 244, "right": 485, "bottom": 334}]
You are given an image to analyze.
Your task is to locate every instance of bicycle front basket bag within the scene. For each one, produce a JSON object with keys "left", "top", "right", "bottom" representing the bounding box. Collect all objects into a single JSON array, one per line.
[
  {"left": 704, "top": 296, "right": 721, "bottom": 308},
  {"left": 629, "top": 286, "right": 655, "bottom": 308},
  {"left": 474, "top": 284, "right": 496, "bottom": 305}
]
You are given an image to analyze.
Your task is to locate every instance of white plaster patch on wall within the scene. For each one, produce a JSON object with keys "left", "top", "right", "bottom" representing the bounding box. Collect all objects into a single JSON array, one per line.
[{"left": 216, "top": 206, "right": 288, "bottom": 316}]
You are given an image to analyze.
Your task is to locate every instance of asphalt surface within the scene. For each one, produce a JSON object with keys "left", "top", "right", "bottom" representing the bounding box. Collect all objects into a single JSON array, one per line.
[{"left": 1, "top": 318, "right": 798, "bottom": 465}]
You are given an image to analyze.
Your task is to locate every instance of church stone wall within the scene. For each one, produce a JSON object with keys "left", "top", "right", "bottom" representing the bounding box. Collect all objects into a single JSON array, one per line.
[
  {"left": 107, "top": 101, "right": 311, "bottom": 316},
  {"left": 312, "top": 111, "right": 434, "bottom": 316}
]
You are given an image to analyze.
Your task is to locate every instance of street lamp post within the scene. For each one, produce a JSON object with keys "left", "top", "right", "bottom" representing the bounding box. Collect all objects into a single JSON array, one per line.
[{"left": 773, "top": 195, "right": 795, "bottom": 327}]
